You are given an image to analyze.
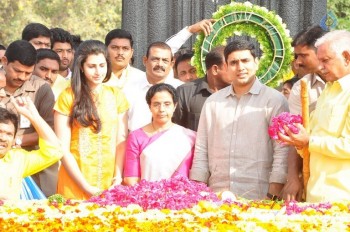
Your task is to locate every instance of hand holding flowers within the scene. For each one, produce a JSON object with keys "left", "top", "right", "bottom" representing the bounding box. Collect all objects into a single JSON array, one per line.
[{"left": 268, "top": 112, "right": 310, "bottom": 149}]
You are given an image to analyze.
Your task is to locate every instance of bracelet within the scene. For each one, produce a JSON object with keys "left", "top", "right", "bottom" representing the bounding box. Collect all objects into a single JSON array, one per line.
[{"left": 266, "top": 192, "right": 280, "bottom": 201}]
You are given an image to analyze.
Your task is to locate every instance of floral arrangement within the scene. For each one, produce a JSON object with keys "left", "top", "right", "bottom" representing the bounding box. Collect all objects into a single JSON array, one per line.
[
  {"left": 192, "top": 1, "right": 293, "bottom": 88},
  {"left": 1, "top": 197, "right": 350, "bottom": 231},
  {"left": 88, "top": 176, "right": 219, "bottom": 210},
  {"left": 268, "top": 112, "right": 303, "bottom": 140},
  {"left": 1, "top": 177, "right": 350, "bottom": 230}
]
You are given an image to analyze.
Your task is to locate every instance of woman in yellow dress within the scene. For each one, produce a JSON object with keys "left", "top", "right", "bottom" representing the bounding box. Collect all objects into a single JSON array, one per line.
[{"left": 54, "top": 40, "right": 128, "bottom": 200}]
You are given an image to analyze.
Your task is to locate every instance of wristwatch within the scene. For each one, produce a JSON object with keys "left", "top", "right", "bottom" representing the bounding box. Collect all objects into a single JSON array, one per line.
[{"left": 266, "top": 192, "right": 280, "bottom": 201}]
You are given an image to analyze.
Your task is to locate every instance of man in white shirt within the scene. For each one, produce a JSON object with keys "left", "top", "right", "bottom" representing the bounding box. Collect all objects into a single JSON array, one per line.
[
  {"left": 104, "top": 19, "right": 214, "bottom": 91},
  {"left": 104, "top": 29, "right": 145, "bottom": 91},
  {"left": 127, "top": 42, "right": 183, "bottom": 131}
]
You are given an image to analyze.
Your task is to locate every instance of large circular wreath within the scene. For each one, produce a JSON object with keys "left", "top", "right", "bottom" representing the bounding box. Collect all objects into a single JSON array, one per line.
[{"left": 192, "top": 1, "right": 293, "bottom": 87}]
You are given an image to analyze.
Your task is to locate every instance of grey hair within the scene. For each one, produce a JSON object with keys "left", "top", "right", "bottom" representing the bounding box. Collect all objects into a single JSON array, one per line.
[{"left": 315, "top": 30, "right": 350, "bottom": 55}]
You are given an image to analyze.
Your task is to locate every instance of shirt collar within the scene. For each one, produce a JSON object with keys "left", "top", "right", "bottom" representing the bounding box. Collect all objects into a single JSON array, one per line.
[
  {"left": 225, "top": 77, "right": 262, "bottom": 97},
  {"left": 311, "top": 73, "right": 325, "bottom": 86},
  {"left": 195, "top": 76, "right": 211, "bottom": 94},
  {"left": 142, "top": 71, "right": 183, "bottom": 89},
  {"left": 334, "top": 73, "right": 350, "bottom": 90},
  {"left": 0, "top": 77, "right": 36, "bottom": 97}
]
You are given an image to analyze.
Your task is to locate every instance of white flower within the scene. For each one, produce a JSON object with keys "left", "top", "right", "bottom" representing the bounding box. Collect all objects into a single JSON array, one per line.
[
  {"left": 285, "top": 29, "right": 290, "bottom": 37},
  {"left": 260, "top": 7, "right": 269, "bottom": 12},
  {"left": 243, "top": 1, "right": 253, "bottom": 7},
  {"left": 275, "top": 15, "right": 283, "bottom": 23},
  {"left": 190, "top": 56, "right": 196, "bottom": 66}
]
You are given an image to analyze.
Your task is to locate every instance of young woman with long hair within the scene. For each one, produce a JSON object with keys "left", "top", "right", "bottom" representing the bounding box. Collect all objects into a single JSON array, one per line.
[{"left": 54, "top": 40, "right": 128, "bottom": 199}]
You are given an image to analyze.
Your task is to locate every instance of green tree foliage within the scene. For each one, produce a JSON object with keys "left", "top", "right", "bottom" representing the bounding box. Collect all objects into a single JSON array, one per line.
[
  {"left": 327, "top": 0, "right": 350, "bottom": 30},
  {"left": 0, "top": 0, "right": 122, "bottom": 46}
]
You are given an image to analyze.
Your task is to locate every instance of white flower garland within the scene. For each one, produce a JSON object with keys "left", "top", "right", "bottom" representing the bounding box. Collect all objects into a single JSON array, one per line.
[{"left": 192, "top": 1, "right": 293, "bottom": 87}]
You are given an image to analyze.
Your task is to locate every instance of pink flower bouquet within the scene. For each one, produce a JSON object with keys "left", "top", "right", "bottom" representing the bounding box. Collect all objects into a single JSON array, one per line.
[{"left": 268, "top": 112, "right": 302, "bottom": 140}]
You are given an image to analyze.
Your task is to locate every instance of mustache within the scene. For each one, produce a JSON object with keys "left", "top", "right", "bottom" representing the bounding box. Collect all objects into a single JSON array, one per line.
[
  {"left": 116, "top": 55, "right": 124, "bottom": 59},
  {"left": 153, "top": 66, "right": 165, "bottom": 72},
  {"left": 44, "top": 77, "right": 53, "bottom": 84},
  {"left": 13, "top": 79, "right": 25, "bottom": 83}
]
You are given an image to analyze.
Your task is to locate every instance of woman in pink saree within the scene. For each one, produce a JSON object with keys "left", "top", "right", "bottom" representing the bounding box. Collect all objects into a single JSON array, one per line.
[{"left": 124, "top": 83, "right": 196, "bottom": 185}]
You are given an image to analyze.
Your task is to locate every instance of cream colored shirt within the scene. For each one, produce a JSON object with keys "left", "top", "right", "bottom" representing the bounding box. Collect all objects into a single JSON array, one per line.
[
  {"left": 307, "top": 74, "right": 350, "bottom": 202},
  {"left": 190, "top": 79, "right": 289, "bottom": 199},
  {"left": 288, "top": 73, "right": 325, "bottom": 115}
]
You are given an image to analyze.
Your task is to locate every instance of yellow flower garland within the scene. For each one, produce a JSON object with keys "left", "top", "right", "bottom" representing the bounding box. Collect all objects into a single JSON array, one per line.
[{"left": 1, "top": 200, "right": 350, "bottom": 231}]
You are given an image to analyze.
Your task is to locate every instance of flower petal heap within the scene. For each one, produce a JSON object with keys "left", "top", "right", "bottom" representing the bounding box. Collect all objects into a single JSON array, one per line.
[
  {"left": 1, "top": 194, "right": 350, "bottom": 230},
  {"left": 87, "top": 176, "right": 220, "bottom": 210},
  {"left": 268, "top": 112, "right": 303, "bottom": 140}
]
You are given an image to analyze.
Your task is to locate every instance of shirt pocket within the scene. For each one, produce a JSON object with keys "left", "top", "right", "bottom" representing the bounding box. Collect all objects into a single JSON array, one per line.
[{"left": 327, "top": 105, "right": 348, "bottom": 135}]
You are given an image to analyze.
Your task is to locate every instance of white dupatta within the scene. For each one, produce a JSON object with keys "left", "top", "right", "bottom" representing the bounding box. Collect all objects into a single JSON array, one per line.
[{"left": 140, "top": 125, "right": 195, "bottom": 181}]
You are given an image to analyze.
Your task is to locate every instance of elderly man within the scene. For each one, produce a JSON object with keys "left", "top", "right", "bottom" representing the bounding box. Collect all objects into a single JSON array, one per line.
[{"left": 280, "top": 30, "right": 350, "bottom": 202}]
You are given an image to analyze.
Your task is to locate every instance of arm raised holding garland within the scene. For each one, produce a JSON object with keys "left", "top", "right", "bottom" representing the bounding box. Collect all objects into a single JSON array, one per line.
[{"left": 166, "top": 19, "right": 215, "bottom": 54}]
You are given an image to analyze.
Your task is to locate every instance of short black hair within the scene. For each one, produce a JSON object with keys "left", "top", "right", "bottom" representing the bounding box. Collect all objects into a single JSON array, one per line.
[
  {"left": 5, "top": 40, "right": 37, "bottom": 66},
  {"left": 105, "top": 29, "right": 133, "bottom": 47},
  {"left": 36, "top": 48, "right": 60, "bottom": 65},
  {"left": 0, "top": 44, "right": 6, "bottom": 50},
  {"left": 205, "top": 46, "right": 225, "bottom": 70},
  {"left": 283, "top": 77, "right": 299, "bottom": 89},
  {"left": 146, "top": 42, "right": 173, "bottom": 60},
  {"left": 71, "top": 34, "right": 83, "bottom": 51},
  {"left": 22, "top": 23, "right": 51, "bottom": 41},
  {"left": 224, "top": 39, "right": 256, "bottom": 62},
  {"left": 146, "top": 83, "right": 178, "bottom": 106},
  {"left": 50, "top": 28, "right": 73, "bottom": 49},
  {"left": 0, "top": 108, "right": 18, "bottom": 136},
  {"left": 291, "top": 25, "right": 327, "bottom": 48},
  {"left": 174, "top": 49, "right": 193, "bottom": 71}
]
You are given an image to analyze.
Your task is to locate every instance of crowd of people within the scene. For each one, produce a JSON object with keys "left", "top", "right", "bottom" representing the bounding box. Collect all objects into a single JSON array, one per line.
[{"left": 0, "top": 19, "right": 349, "bottom": 204}]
